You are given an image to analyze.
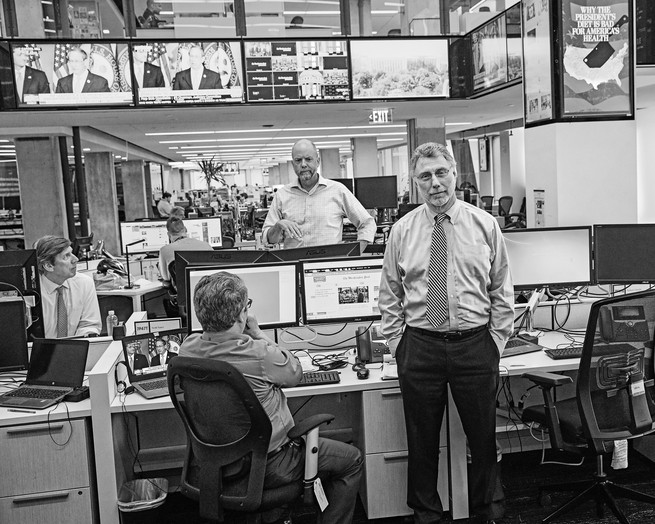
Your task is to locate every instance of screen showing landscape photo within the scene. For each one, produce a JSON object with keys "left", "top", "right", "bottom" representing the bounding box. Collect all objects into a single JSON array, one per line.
[{"left": 350, "top": 39, "right": 449, "bottom": 100}]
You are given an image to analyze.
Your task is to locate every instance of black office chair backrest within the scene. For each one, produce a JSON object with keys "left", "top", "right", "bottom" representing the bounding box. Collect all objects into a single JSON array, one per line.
[
  {"left": 577, "top": 290, "right": 655, "bottom": 455},
  {"left": 221, "top": 236, "right": 235, "bottom": 248},
  {"left": 480, "top": 195, "right": 494, "bottom": 212},
  {"left": 168, "top": 357, "right": 272, "bottom": 520},
  {"left": 498, "top": 196, "right": 513, "bottom": 216},
  {"left": 168, "top": 260, "right": 177, "bottom": 293}
]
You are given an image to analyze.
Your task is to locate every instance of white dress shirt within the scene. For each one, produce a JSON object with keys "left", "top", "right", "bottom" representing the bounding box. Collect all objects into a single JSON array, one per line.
[
  {"left": 40, "top": 272, "right": 101, "bottom": 338},
  {"left": 73, "top": 70, "right": 89, "bottom": 94}
]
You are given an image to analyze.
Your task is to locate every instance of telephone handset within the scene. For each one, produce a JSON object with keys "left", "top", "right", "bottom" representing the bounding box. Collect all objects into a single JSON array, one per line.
[{"left": 599, "top": 305, "right": 650, "bottom": 343}]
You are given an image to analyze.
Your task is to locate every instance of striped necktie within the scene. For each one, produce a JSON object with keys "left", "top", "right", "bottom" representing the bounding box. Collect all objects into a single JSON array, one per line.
[
  {"left": 56, "top": 285, "right": 68, "bottom": 337},
  {"left": 426, "top": 213, "right": 448, "bottom": 328}
]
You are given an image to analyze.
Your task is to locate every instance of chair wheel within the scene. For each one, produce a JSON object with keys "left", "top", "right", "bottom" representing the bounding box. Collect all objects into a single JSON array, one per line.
[{"left": 538, "top": 493, "right": 552, "bottom": 506}]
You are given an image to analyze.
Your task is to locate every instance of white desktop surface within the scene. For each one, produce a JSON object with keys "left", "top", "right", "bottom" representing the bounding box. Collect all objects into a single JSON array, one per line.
[{"left": 95, "top": 278, "right": 163, "bottom": 297}]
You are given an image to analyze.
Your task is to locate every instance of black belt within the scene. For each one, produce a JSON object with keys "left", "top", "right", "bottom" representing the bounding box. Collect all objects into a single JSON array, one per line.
[
  {"left": 409, "top": 324, "right": 488, "bottom": 341},
  {"left": 268, "top": 438, "right": 300, "bottom": 458}
]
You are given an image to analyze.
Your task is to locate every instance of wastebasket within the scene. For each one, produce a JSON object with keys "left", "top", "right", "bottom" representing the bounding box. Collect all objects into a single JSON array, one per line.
[{"left": 118, "top": 478, "right": 168, "bottom": 524}]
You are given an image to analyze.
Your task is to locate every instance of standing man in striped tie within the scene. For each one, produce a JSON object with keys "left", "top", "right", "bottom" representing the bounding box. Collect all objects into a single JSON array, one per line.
[
  {"left": 379, "top": 143, "right": 514, "bottom": 524},
  {"left": 35, "top": 236, "right": 101, "bottom": 339}
]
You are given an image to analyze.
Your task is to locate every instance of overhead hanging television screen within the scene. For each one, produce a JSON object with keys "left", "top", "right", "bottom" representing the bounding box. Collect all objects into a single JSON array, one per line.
[
  {"left": 9, "top": 41, "right": 134, "bottom": 108},
  {"left": 244, "top": 40, "right": 349, "bottom": 102},
  {"left": 131, "top": 40, "right": 243, "bottom": 106},
  {"left": 471, "top": 14, "right": 509, "bottom": 93},
  {"left": 350, "top": 38, "right": 449, "bottom": 100}
]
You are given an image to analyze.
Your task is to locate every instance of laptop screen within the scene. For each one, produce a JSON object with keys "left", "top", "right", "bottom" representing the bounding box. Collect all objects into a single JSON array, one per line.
[
  {"left": 27, "top": 339, "right": 89, "bottom": 388},
  {"left": 133, "top": 318, "right": 182, "bottom": 335},
  {"left": 121, "top": 328, "right": 188, "bottom": 382}
]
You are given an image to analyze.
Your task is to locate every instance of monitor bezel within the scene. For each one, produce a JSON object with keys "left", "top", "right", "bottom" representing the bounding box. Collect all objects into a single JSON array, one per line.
[
  {"left": 593, "top": 223, "right": 655, "bottom": 284},
  {"left": 266, "top": 242, "right": 360, "bottom": 262},
  {"left": 502, "top": 226, "right": 593, "bottom": 290},
  {"left": 0, "top": 298, "right": 29, "bottom": 372},
  {"left": 185, "top": 260, "right": 301, "bottom": 332},
  {"left": 0, "top": 249, "right": 44, "bottom": 338},
  {"left": 300, "top": 255, "right": 384, "bottom": 325}
]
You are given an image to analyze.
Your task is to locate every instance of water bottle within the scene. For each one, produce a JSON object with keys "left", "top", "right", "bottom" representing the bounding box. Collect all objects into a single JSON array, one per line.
[{"left": 106, "top": 310, "right": 118, "bottom": 337}]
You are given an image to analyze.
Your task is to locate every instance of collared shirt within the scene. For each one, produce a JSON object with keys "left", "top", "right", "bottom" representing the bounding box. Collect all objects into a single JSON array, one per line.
[
  {"left": 379, "top": 199, "right": 514, "bottom": 353},
  {"left": 157, "top": 198, "right": 173, "bottom": 217},
  {"left": 15, "top": 67, "right": 25, "bottom": 97},
  {"left": 72, "top": 71, "right": 89, "bottom": 93},
  {"left": 262, "top": 174, "right": 376, "bottom": 248},
  {"left": 191, "top": 68, "right": 203, "bottom": 90},
  {"left": 179, "top": 331, "right": 302, "bottom": 452},
  {"left": 40, "top": 272, "right": 102, "bottom": 338},
  {"left": 134, "top": 63, "right": 144, "bottom": 87},
  {"left": 158, "top": 236, "right": 213, "bottom": 283}
]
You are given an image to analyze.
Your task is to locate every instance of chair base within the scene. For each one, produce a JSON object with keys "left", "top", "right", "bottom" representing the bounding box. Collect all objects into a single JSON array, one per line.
[{"left": 541, "top": 478, "right": 655, "bottom": 524}]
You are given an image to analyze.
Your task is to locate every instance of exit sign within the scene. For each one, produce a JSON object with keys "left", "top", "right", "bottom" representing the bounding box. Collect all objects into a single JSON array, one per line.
[{"left": 369, "top": 108, "right": 393, "bottom": 124}]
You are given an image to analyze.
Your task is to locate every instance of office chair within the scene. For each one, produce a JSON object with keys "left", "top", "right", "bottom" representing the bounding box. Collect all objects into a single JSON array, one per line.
[
  {"left": 480, "top": 195, "right": 494, "bottom": 212},
  {"left": 498, "top": 196, "right": 513, "bottom": 216},
  {"left": 504, "top": 197, "right": 527, "bottom": 229},
  {"left": 521, "top": 290, "right": 655, "bottom": 523},
  {"left": 168, "top": 357, "right": 335, "bottom": 523},
  {"left": 162, "top": 260, "right": 180, "bottom": 318}
]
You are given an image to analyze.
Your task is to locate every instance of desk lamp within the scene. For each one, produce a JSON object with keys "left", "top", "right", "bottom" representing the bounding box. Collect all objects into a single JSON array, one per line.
[{"left": 124, "top": 239, "right": 146, "bottom": 289}]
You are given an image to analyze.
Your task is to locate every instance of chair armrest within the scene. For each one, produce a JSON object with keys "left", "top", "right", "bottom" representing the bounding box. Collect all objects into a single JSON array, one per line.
[
  {"left": 288, "top": 414, "right": 335, "bottom": 439},
  {"left": 522, "top": 371, "right": 572, "bottom": 388}
]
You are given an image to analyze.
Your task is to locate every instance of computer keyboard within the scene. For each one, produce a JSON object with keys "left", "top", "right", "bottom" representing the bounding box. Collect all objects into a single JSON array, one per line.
[
  {"left": 140, "top": 378, "right": 168, "bottom": 391},
  {"left": 6, "top": 387, "right": 69, "bottom": 399},
  {"left": 296, "top": 371, "right": 341, "bottom": 386},
  {"left": 545, "top": 347, "right": 583, "bottom": 360}
]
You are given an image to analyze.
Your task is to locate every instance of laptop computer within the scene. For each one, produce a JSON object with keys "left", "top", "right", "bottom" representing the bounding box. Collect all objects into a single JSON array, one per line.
[
  {"left": 502, "top": 334, "right": 543, "bottom": 358},
  {"left": 121, "top": 328, "right": 188, "bottom": 399},
  {"left": 0, "top": 338, "right": 89, "bottom": 410}
]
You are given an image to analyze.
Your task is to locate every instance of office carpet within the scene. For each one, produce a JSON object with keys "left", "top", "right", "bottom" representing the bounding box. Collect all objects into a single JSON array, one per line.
[{"left": 131, "top": 448, "right": 655, "bottom": 524}]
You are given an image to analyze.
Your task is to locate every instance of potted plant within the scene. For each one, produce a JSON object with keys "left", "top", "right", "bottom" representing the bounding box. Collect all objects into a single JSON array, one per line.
[{"left": 197, "top": 157, "right": 226, "bottom": 205}]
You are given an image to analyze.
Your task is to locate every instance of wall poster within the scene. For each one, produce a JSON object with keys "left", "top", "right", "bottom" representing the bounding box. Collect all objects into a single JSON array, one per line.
[{"left": 560, "top": 0, "right": 632, "bottom": 117}]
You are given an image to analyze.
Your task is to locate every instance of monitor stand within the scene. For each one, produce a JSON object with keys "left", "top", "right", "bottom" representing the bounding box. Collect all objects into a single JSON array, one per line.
[{"left": 522, "top": 288, "right": 545, "bottom": 336}]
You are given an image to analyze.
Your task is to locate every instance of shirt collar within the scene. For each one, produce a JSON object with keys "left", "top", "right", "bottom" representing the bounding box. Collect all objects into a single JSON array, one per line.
[
  {"left": 290, "top": 173, "right": 327, "bottom": 194},
  {"left": 424, "top": 197, "right": 461, "bottom": 224},
  {"left": 40, "top": 274, "right": 70, "bottom": 295}
]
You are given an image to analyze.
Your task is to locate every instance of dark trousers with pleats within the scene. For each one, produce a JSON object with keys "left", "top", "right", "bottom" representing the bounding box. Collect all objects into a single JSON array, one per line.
[{"left": 396, "top": 325, "right": 502, "bottom": 524}]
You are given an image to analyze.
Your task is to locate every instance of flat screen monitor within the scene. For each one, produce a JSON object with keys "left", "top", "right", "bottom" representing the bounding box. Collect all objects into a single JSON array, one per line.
[
  {"left": 471, "top": 14, "right": 509, "bottom": 93},
  {"left": 119, "top": 217, "right": 223, "bottom": 254},
  {"left": 354, "top": 176, "right": 398, "bottom": 209},
  {"left": 503, "top": 226, "right": 593, "bottom": 289},
  {"left": 174, "top": 249, "right": 270, "bottom": 311},
  {"left": 9, "top": 41, "right": 133, "bottom": 108},
  {"left": 350, "top": 38, "right": 449, "bottom": 100},
  {"left": 594, "top": 224, "right": 655, "bottom": 284},
  {"left": 244, "top": 40, "right": 349, "bottom": 102},
  {"left": 0, "top": 299, "right": 29, "bottom": 372},
  {"left": 130, "top": 40, "right": 243, "bottom": 106},
  {"left": 0, "top": 249, "right": 44, "bottom": 338},
  {"left": 397, "top": 203, "right": 422, "bottom": 218},
  {"left": 329, "top": 178, "right": 354, "bottom": 192},
  {"left": 301, "top": 256, "right": 383, "bottom": 325},
  {"left": 186, "top": 262, "right": 300, "bottom": 332},
  {"left": 266, "top": 242, "right": 360, "bottom": 262}
]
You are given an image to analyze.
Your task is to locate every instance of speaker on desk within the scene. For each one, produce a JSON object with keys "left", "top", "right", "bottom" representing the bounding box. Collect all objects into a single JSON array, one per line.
[{"left": 356, "top": 326, "right": 372, "bottom": 363}]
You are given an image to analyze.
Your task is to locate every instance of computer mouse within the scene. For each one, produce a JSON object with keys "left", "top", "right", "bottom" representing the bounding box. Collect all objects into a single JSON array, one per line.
[{"left": 356, "top": 367, "right": 370, "bottom": 380}]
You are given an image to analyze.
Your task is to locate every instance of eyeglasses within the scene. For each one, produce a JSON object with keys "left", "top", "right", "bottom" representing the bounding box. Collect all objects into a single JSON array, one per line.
[{"left": 246, "top": 298, "right": 253, "bottom": 309}]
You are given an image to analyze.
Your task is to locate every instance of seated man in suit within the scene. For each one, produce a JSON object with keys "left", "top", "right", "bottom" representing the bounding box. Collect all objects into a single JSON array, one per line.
[
  {"left": 55, "top": 47, "right": 110, "bottom": 94},
  {"left": 179, "top": 272, "right": 363, "bottom": 524},
  {"left": 150, "top": 337, "right": 175, "bottom": 367},
  {"left": 35, "top": 235, "right": 101, "bottom": 338},
  {"left": 132, "top": 43, "right": 165, "bottom": 89},
  {"left": 13, "top": 45, "right": 50, "bottom": 103},
  {"left": 126, "top": 341, "right": 149, "bottom": 371},
  {"left": 172, "top": 45, "right": 222, "bottom": 90}
]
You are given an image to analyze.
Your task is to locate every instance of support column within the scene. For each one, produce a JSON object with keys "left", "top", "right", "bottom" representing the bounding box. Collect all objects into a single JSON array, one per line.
[
  {"left": 406, "top": 117, "right": 446, "bottom": 202},
  {"left": 351, "top": 137, "right": 378, "bottom": 178},
  {"left": 15, "top": 137, "right": 68, "bottom": 245},
  {"left": 85, "top": 152, "right": 120, "bottom": 254},
  {"left": 524, "top": 120, "right": 637, "bottom": 228},
  {"left": 286, "top": 161, "right": 296, "bottom": 184},
  {"left": 122, "top": 160, "right": 149, "bottom": 221},
  {"left": 269, "top": 165, "right": 280, "bottom": 186},
  {"left": 319, "top": 148, "right": 341, "bottom": 179}
]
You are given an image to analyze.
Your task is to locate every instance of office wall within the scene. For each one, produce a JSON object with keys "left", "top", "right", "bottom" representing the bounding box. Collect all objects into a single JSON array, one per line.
[{"left": 637, "top": 105, "right": 655, "bottom": 223}]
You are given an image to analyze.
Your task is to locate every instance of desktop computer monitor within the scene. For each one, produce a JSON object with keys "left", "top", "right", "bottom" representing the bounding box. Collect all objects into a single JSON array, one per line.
[
  {"left": 594, "top": 224, "right": 655, "bottom": 284},
  {"left": 119, "top": 217, "right": 223, "bottom": 254},
  {"left": 266, "top": 242, "right": 360, "bottom": 262},
  {"left": 0, "top": 298, "right": 29, "bottom": 372},
  {"left": 174, "top": 249, "right": 270, "bottom": 311},
  {"left": 300, "top": 256, "right": 384, "bottom": 325},
  {"left": 0, "top": 249, "right": 44, "bottom": 338},
  {"left": 503, "top": 226, "right": 593, "bottom": 289},
  {"left": 354, "top": 176, "right": 398, "bottom": 209},
  {"left": 186, "top": 262, "right": 300, "bottom": 332}
]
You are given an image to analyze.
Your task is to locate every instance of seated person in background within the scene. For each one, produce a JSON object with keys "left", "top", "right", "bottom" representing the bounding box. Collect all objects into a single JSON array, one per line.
[
  {"left": 150, "top": 337, "right": 175, "bottom": 366},
  {"left": 179, "top": 272, "right": 363, "bottom": 524},
  {"left": 35, "top": 235, "right": 101, "bottom": 338},
  {"left": 157, "top": 192, "right": 173, "bottom": 217},
  {"left": 158, "top": 217, "right": 213, "bottom": 288},
  {"left": 126, "top": 340, "right": 149, "bottom": 371},
  {"left": 262, "top": 139, "right": 375, "bottom": 251}
]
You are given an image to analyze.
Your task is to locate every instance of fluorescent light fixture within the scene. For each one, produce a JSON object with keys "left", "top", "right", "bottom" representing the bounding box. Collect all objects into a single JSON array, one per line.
[
  {"left": 384, "top": 1, "right": 405, "bottom": 6},
  {"left": 147, "top": 124, "right": 405, "bottom": 137},
  {"left": 371, "top": 10, "right": 399, "bottom": 14}
]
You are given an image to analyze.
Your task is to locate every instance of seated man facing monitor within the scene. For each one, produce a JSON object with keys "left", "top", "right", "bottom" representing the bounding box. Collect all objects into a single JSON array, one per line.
[
  {"left": 35, "top": 235, "right": 101, "bottom": 338},
  {"left": 158, "top": 217, "right": 213, "bottom": 288},
  {"left": 262, "top": 139, "right": 375, "bottom": 251},
  {"left": 179, "top": 272, "right": 363, "bottom": 524}
]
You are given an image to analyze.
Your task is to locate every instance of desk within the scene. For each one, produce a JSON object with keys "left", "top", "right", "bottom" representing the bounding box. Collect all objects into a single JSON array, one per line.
[
  {"left": 95, "top": 279, "right": 165, "bottom": 313},
  {"left": 88, "top": 342, "right": 463, "bottom": 523}
]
